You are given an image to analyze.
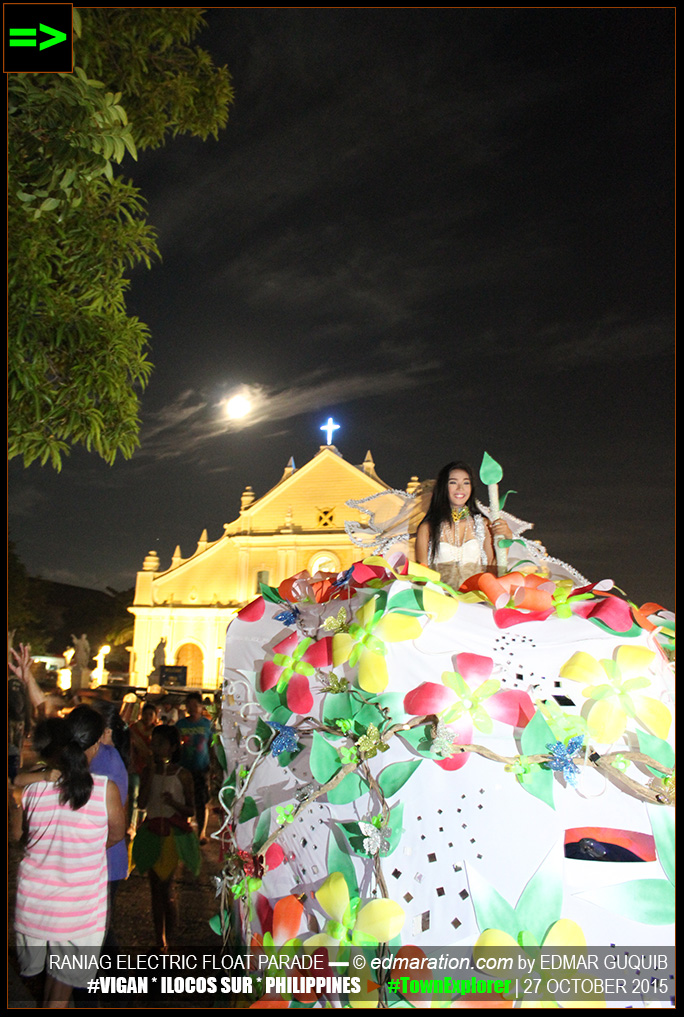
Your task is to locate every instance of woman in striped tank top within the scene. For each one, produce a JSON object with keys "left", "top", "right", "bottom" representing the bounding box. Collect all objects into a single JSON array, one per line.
[{"left": 12, "top": 706, "right": 126, "bottom": 1008}]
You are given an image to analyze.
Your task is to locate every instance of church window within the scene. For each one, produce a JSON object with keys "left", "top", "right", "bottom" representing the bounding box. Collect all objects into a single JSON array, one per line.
[
  {"left": 255, "top": 569, "right": 270, "bottom": 592},
  {"left": 316, "top": 507, "right": 335, "bottom": 527}
]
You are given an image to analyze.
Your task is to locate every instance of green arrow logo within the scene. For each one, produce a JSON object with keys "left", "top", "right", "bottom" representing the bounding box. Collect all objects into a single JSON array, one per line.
[
  {"left": 9, "top": 23, "right": 67, "bottom": 50},
  {"left": 39, "top": 23, "right": 67, "bottom": 50}
]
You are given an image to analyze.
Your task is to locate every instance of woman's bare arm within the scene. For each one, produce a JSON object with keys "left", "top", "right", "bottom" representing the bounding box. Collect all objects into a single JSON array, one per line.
[
  {"left": 106, "top": 779, "right": 126, "bottom": 848},
  {"left": 415, "top": 521, "right": 431, "bottom": 566}
]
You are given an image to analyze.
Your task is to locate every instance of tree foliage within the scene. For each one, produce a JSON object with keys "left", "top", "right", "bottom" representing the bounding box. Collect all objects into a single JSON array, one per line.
[{"left": 8, "top": 8, "right": 233, "bottom": 469}]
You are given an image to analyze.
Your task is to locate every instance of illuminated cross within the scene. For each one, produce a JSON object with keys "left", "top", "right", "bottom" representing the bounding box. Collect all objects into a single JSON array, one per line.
[{"left": 320, "top": 417, "right": 340, "bottom": 444}]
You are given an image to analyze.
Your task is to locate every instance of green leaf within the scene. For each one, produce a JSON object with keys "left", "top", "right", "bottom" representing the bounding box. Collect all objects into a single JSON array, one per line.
[
  {"left": 397, "top": 723, "right": 435, "bottom": 757},
  {"left": 577, "top": 879, "right": 674, "bottom": 925},
  {"left": 637, "top": 730, "right": 675, "bottom": 777},
  {"left": 254, "top": 716, "right": 274, "bottom": 752},
  {"left": 310, "top": 731, "right": 342, "bottom": 784},
  {"left": 647, "top": 805, "right": 675, "bottom": 886},
  {"left": 209, "top": 911, "right": 230, "bottom": 936},
  {"left": 377, "top": 758, "right": 422, "bottom": 798},
  {"left": 253, "top": 807, "right": 271, "bottom": 853},
  {"left": 514, "top": 846, "right": 563, "bottom": 944},
  {"left": 238, "top": 796, "right": 258, "bottom": 824},
  {"left": 327, "top": 772, "right": 367, "bottom": 805},
  {"left": 327, "top": 829, "right": 358, "bottom": 898},
  {"left": 479, "top": 451, "right": 504, "bottom": 485},
  {"left": 467, "top": 863, "right": 520, "bottom": 941}
]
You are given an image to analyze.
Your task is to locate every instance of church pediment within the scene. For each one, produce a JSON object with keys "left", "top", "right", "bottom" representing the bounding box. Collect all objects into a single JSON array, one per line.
[{"left": 224, "top": 446, "right": 389, "bottom": 535}]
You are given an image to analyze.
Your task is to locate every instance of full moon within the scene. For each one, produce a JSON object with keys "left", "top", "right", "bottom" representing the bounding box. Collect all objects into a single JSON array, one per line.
[{"left": 224, "top": 394, "right": 252, "bottom": 419}]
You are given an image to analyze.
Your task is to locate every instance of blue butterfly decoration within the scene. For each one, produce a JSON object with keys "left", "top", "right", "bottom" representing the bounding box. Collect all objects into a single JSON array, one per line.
[
  {"left": 332, "top": 566, "right": 354, "bottom": 588},
  {"left": 274, "top": 604, "right": 300, "bottom": 626},
  {"left": 268, "top": 721, "right": 298, "bottom": 757},
  {"left": 543, "top": 735, "right": 585, "bottom": 788}
]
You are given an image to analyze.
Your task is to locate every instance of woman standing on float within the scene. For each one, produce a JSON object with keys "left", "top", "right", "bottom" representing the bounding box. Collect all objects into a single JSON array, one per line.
[{"left": 415, "top": 460, "right": 512, "bottom": 587}]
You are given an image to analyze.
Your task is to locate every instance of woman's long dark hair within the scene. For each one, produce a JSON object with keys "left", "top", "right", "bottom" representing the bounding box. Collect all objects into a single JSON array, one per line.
[
  {"left": 422, "top": 460, "right": 481, "bottom": 542},
  {"left": 92, "top": 700, "right": 131, "bottom": 770},
  {"left": 57, "top": 706, "right": 104, "bottom": 810}
]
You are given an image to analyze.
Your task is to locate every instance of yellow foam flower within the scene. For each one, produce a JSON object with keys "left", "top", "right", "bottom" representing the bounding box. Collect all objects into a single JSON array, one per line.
[{"left": 559, "top": 645, "right": 670, "bottom": 743}]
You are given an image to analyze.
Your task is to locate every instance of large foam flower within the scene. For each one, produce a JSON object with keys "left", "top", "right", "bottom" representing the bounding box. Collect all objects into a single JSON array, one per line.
[
  {"left": 332, "top": 594, "right": 422, "bottom": 694},
  {"left": 304, "top": 872, "right": 405, "bottom": 948},
  {"left": 559, "top": 644, "right": 671, "bottom": 743},
  {"left": 403, "top": 653, "right": 534, "bottom": 770},
  {"left": 260, "top": 632, "right": 332, "bottom": 713}
]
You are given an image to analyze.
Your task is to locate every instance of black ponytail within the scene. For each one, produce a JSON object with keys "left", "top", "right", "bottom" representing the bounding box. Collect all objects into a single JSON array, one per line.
[
  {"left": 57, "top": 706, "right": 104, "bottom": 810},
  {"left": 93, "top": 700, "right": 131, "bottom": 770}
]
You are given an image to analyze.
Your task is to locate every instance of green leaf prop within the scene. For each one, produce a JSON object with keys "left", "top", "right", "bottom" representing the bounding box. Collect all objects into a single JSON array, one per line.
[
  {"left": 255, "top": 716, "right": 275, "bottom": 751},
  {"left": 376, "top": 691, "right": 409, "bottom": 726},
  {"left": 270, "top": 705, "right": 293, "bottom": 725},
  {"left": 255, "top": 687, "right": 283, "bottom": 715},
  {"left": 354, "top": 700, "right": 387, "bottom": 734},
  {"left": 322, "top": 692, "right": 355, "bottom": 728},
  {"left": 310, "top": 731, "right": 343, "bottom": 784},
  {"left": 514, "top": 847, "right": 563, "bottom": 946},
  {"left": 518, "top": 710, "right": 556, "bottom": 809},
  {"left": 238, "top": 796, "right": 258, "bottom": 824},
  {"left": 397, "top": 723, "right": 436, "bottom": 757},
  {"left": 469, "top": 846, "right": 566, "bottom": 945},
  {"left": 253, "top": 807, "right": 271, "bottom": 852},
  {"left": 377, "top": 759, "right": 422, "bottom": 798},
  {"left": 212, "top": 733, "right": 227, "bottom": 771},
  {"left": 259, "top": 583, "right": 285, "bottom": 604},
  {"left": 219, "top": 769, "right": 236, "bottom": 810},
  {"left": 209, "top": 911, "right": 230, "bottom": 936},
  {"left": 577, "top": 879, "right": 674, "bottom": 926},
  {"left": 576, "top": 808, "right": 674, "bottom": 924},
  {"left": 637, "top": 730, "right": 675, "bottom": 777},
  {"left": 385, "top": 587, "right": 424, "bottom": 615},
  {"left": 327, "top": 830, "right": 358, "bottom": 897},
  {"left": 499, "top": 488, "right": 517, "bottom": 510},
  {"left": 648, "top": 805, "right": 675, "bottom": 885},
  {"left": 327, "top": 772, "right": 368, "bottom": 805},
  {"left": 467, "top": 864, "right": 520, "bottom": 941},
  {"left": 479, "top": 451, "right": 503, "bottom": 485},
  {"left": 385, "top": 802, "right": 405, "bottom": 856}
]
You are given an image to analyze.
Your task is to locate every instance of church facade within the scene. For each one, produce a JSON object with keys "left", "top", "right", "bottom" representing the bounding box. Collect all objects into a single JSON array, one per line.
[{"left": 128, "top": 445, "right": 421, "bottom": 689}]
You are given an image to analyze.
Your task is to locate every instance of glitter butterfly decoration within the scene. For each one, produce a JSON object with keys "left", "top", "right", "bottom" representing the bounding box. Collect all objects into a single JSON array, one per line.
[
  {"left": 543, "top": 735, "right": 585, "bottom": 787},
  {"left": 359, "top": 816, "right": 390, "bottom": 856},
  {"left": 320, "top": 671, "right": 348, "bottom": 693},
  {"left": 322, "top": 607, "right": 349, "bottom": 633},
  {"left": 274, "top": 605, "right": 300, "bottom": 626},
  {"left": 268, "top": 721, "right": 298, "bottom": 757},
  {"left": 432, "top": 719, "right": 458, "bottom": 759},
  {"left": 356, "top": 724, "right": 388, "bottom": 759}
]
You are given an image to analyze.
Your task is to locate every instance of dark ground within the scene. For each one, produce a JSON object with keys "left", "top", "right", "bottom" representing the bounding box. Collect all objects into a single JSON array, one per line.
[{"left": 8, "top": 737, "right": 238, "bottom": 1010}]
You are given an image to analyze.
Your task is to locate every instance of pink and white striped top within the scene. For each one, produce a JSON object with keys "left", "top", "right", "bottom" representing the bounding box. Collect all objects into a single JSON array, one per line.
[{"left": 15, "top": 775, "right": 109, "bottom": 941}]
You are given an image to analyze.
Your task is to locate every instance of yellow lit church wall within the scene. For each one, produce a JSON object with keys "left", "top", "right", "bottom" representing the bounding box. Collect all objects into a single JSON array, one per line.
[{"left": 129, "top": 446, "right": 409, "bottom": 689}]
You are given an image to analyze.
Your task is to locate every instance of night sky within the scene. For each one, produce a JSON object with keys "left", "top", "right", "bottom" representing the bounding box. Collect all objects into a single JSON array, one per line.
[{"left": 8, "top": 9, "right": 675, "bottom": 610}]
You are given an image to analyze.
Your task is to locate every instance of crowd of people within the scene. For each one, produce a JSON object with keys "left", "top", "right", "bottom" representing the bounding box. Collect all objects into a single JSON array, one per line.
[{"left": 8, "top": 662, "right": 222, "bottom": 1008}]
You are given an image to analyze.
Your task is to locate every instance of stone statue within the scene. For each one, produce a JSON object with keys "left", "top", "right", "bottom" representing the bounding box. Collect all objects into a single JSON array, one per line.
[
  {"left": 69, "top": 633, "right": 91, "bottom": 695},
  {"left": 152, "top": 637, "right": 167, "bottom": 672},
  {"left": 71, "top": 633, "right": 90, "bottom": 670}
]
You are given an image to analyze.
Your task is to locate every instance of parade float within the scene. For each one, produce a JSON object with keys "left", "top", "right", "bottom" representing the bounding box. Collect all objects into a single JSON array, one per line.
[{"left": 216, "top": 458, "right": 674, "bottom": 1008}]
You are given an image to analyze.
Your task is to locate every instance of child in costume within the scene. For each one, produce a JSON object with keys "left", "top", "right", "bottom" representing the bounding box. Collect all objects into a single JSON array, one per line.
[{"left": 132, "top": 725, "right": 200, "bottom": 952}]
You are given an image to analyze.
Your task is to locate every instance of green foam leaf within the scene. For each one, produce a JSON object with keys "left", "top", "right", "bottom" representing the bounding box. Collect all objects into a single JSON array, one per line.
[
  {"left": 577, "top": 879, "right": 674, "bottom": 925},
  {"left": 377, "top": 758, "right": 422, "bottom": 798},
  {"left": 480, "top": 450, "right": 503, "bottom": 485}
]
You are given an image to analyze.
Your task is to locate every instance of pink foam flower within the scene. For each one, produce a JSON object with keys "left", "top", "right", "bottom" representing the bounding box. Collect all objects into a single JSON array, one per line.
[{"left": 403, "top": 652, "right": 534, "bottom": 770}]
